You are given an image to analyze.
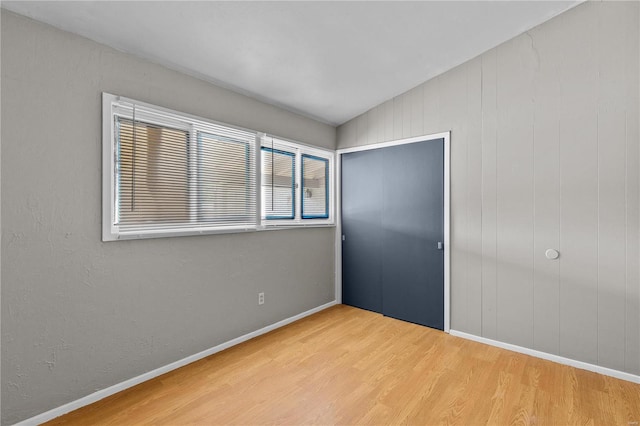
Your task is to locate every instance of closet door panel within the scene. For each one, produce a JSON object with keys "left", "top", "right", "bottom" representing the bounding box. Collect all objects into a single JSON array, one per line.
[
  {"left": 381, "top": 140, "right": 444, "bottom": 329},
  {"left": 341, "top": 149, "right": 384, "bottom": 313}
]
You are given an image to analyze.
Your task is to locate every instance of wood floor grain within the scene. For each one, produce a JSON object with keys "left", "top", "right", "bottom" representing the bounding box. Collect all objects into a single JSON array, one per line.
[{"left": 46, "top": 305, "right": 640, "bottom": 425}]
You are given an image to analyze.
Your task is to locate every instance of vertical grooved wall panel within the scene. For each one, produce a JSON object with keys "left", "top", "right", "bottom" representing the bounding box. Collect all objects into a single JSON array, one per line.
[
  {"left": 481, "top": 50, "right": 498, "bottom": 340},
  {"left": 624, "top": 1, "right": 640, "bottom": 375},
  {"left": 393, "top": 95, "right": 403, "bottom": 141},
  {"left": 356, "top": 112, "right": 369, "bottom": 147},
  {"left": 423, "top": 79, "right": 440, "bottom": 136},
  {"left": 382, "top": 100, "right": 394, "bottom": 143},
  {"left": 410, "top": 84, "right": 424, "bottom": 137},
  {"left": 596, "top": 1, "right": 628, "bottom": 371},
  {"left": 337, "top": 1, "right": 640, "bottom": 375},
  {"left": 466, "top": 57, "right": 483, "bottom": 336},
  {"left": 441, "top": 65, "right": 469, "bottom": 331},
  {"left": 402, "top": 91, "right": 412, "bottom": 138},
  {"left": 530, "top": 15, "right": 561, "bottom": 356},
  {"left": 495, "top": 35, "right": 535, "bottom": 348},
  {"left": 368, "top": 106, "right": 380, "bottom": 145},
  {"left": 558, "top": 3, "right": 599, "bottom": 365}
]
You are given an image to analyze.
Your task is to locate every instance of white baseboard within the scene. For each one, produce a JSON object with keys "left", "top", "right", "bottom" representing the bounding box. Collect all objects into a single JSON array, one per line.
[
  {"left": 15, "top": 300, "right": 338, "bottom": 426},
  {"left": 449, "top": 329, "right": 640, "bottom": 384}
]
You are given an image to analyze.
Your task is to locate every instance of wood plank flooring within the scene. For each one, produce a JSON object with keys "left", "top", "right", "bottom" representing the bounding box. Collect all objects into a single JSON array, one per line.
[{"left": 46, "top": 305, "right": 640, "bottom": 425}]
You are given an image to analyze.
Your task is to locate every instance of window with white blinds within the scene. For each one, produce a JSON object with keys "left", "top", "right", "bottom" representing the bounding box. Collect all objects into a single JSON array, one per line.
[
  {"left": 103, "top": 94, "right": 257, "bottom": 240},
  {"left": 261, "top": 147, "right": 295, "bottom": 220},
  {"left": 103, "top": 93, "right": 334, "bottom": 240},
  {"left": 301, "top": 154, "right": 329, "bottom": 219},
  {"left": 115, "top": 118, "right": 191, "bottom": 227}
]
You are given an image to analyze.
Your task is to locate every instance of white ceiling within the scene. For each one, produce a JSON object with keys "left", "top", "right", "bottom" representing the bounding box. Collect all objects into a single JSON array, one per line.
[{"left": 2, "top": 1, "right": 580, "bottom": 126}]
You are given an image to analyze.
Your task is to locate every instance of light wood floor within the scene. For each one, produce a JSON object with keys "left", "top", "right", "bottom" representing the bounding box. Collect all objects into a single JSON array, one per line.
[{"left": 47, "top": 304, "right": 640, "bottom": 425}]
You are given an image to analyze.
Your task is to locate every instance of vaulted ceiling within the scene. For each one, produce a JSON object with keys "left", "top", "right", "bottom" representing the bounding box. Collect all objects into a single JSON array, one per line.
[{"left": 2, "top": 1, "right": 580, "bottom": 125}]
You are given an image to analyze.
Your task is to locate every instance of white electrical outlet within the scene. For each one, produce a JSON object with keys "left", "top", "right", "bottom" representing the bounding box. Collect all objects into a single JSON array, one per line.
[{"left": 258, "top": 292, "right": 265, "bottom": 305}]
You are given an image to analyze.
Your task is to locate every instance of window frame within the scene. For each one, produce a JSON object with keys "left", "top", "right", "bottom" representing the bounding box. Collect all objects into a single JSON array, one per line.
[
  {"left": 260, "top": 146, "right": 296, "bottom": 220},
  {"left": 259, "top": 135, "right": 335, "bottom": 228},
  {"left": 103, "top": 93, "right": 334, "bottom": 241},
  {"left": 103, "top": 93, "right": 260, "bottom": 241},
  {"left": 195, "top": 130, "right": 255, "bottom": 224},
  {"left": 301, "top": 154, "right": 330, "bottom": 220},
  {"left": 113, "top": 115, "right": 193, "bottom": 227}
]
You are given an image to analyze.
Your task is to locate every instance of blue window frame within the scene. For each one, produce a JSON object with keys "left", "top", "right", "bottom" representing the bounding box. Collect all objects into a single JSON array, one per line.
[
  {"left": 301, "top": 154, "right": 329, "bottom": 219},
  {"left": 261, "top": 147, "right": 295, "bottom": 220}
]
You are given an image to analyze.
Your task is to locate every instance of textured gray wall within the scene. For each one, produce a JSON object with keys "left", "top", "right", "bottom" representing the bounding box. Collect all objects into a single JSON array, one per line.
[
  {"left": 1, "top": 11, "right": 336, "bottom": 425},
  {"left": 338, "top": 1, "right": 640, "bottom": 375}
]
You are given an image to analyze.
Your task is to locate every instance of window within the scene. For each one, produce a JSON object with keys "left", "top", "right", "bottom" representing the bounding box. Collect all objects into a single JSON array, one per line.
[
  {"left": 260, "top": 136, "right": 334, "bottom": 226},
  {"left": 103, "top": 94, "right": 257, "bottom": 240},
  {"left": 115, "top": 118, "right": 191, "bottom": 226},
  {"left": 261, "top": 147, "right": 295, "bottom": 220},
  {"left": 103, "top": 93, "right": 333, "bottom": 240},
  {"left": 301, "top": 155, "right": 329, "bottom": 219},
  {"left": 196, "top": 131, "right": 255, "bottom": 224}
]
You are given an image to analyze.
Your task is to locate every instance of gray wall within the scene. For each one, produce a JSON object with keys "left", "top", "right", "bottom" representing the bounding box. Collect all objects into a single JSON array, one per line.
[
  {"left": 338, "top": 1, "right": 640, "bottom": 375},
  {"left": 1, "top": 11, "right": 336, "bottom": 425}
]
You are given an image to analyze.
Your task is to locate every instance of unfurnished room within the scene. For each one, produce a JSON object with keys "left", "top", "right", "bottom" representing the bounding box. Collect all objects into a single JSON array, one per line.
[{"left": 1, "top": 1, "right": 639, "bottom": 425}]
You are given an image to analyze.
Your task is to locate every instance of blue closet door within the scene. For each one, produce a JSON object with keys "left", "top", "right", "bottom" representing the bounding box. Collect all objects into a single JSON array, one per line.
[
  {"left": 341, "top": 138, "right": 444, "bottom": 330},
  {"left": 341, "top": 148, "right": 384, "bottom": 313}
]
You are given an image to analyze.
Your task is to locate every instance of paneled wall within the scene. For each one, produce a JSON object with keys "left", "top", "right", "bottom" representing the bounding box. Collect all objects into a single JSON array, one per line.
[{"left": 337, "top": 1, "right": 640, "bottom": 375}]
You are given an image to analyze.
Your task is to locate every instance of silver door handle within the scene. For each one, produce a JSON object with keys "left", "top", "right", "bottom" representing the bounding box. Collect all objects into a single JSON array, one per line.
[{"left": 437, "top": 241, "right": 443, "bottom": 250}]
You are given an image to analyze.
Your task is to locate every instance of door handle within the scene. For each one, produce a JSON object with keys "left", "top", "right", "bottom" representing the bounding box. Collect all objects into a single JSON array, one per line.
[{"left": 437, "top": 241, "right": 443, "bottom": 250}]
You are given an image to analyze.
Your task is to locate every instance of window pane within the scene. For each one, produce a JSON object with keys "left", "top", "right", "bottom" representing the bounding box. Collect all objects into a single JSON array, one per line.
[
  {"left": 116, "top": 117, "right": 190, "bottom": 226},
  {"left": 198, "top": 132, "right": 254, "bottom": 223},
  {"left": 261, "top": 148, "right": 295, "bottom": 219},
  {"left": 301, "top": 154, "right": 329, "bottom": 219},
  {"left": 106, "top": 96, "right": 260, "bottom": 240}
]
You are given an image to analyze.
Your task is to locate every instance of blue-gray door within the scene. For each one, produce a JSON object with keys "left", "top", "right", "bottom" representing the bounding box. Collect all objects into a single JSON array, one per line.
[{"left": 341, "top": 138, "right": 444, "bottom": 330}]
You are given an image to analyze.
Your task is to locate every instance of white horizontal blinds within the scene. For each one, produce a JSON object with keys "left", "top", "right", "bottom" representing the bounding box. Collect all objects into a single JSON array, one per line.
[
  {"left": 116, "top": 117, "right": 190, "bottom": 227},
  {"left": 301, "top": 154, "right": 329, "bottom": 219},
  {"left": 197, "top": 131, "right": 256, "bottom": 225},
  {"left": 113, "top": 100, "right": 257, "bottom": 232},
  {"left": 261, "top": 147, "right": 295, "bottom": 219}
]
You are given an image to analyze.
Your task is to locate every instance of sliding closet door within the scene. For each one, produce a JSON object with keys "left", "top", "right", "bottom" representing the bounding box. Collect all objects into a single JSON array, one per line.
[
  {"left": 341, "top": 138, "right": 444, "bottom": 330},
  {"left": 380, "top": 140, "right": 444, "bottom": 329},
  {"left": 341, "top": 149, "right": 384, "bottom": 313}
]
